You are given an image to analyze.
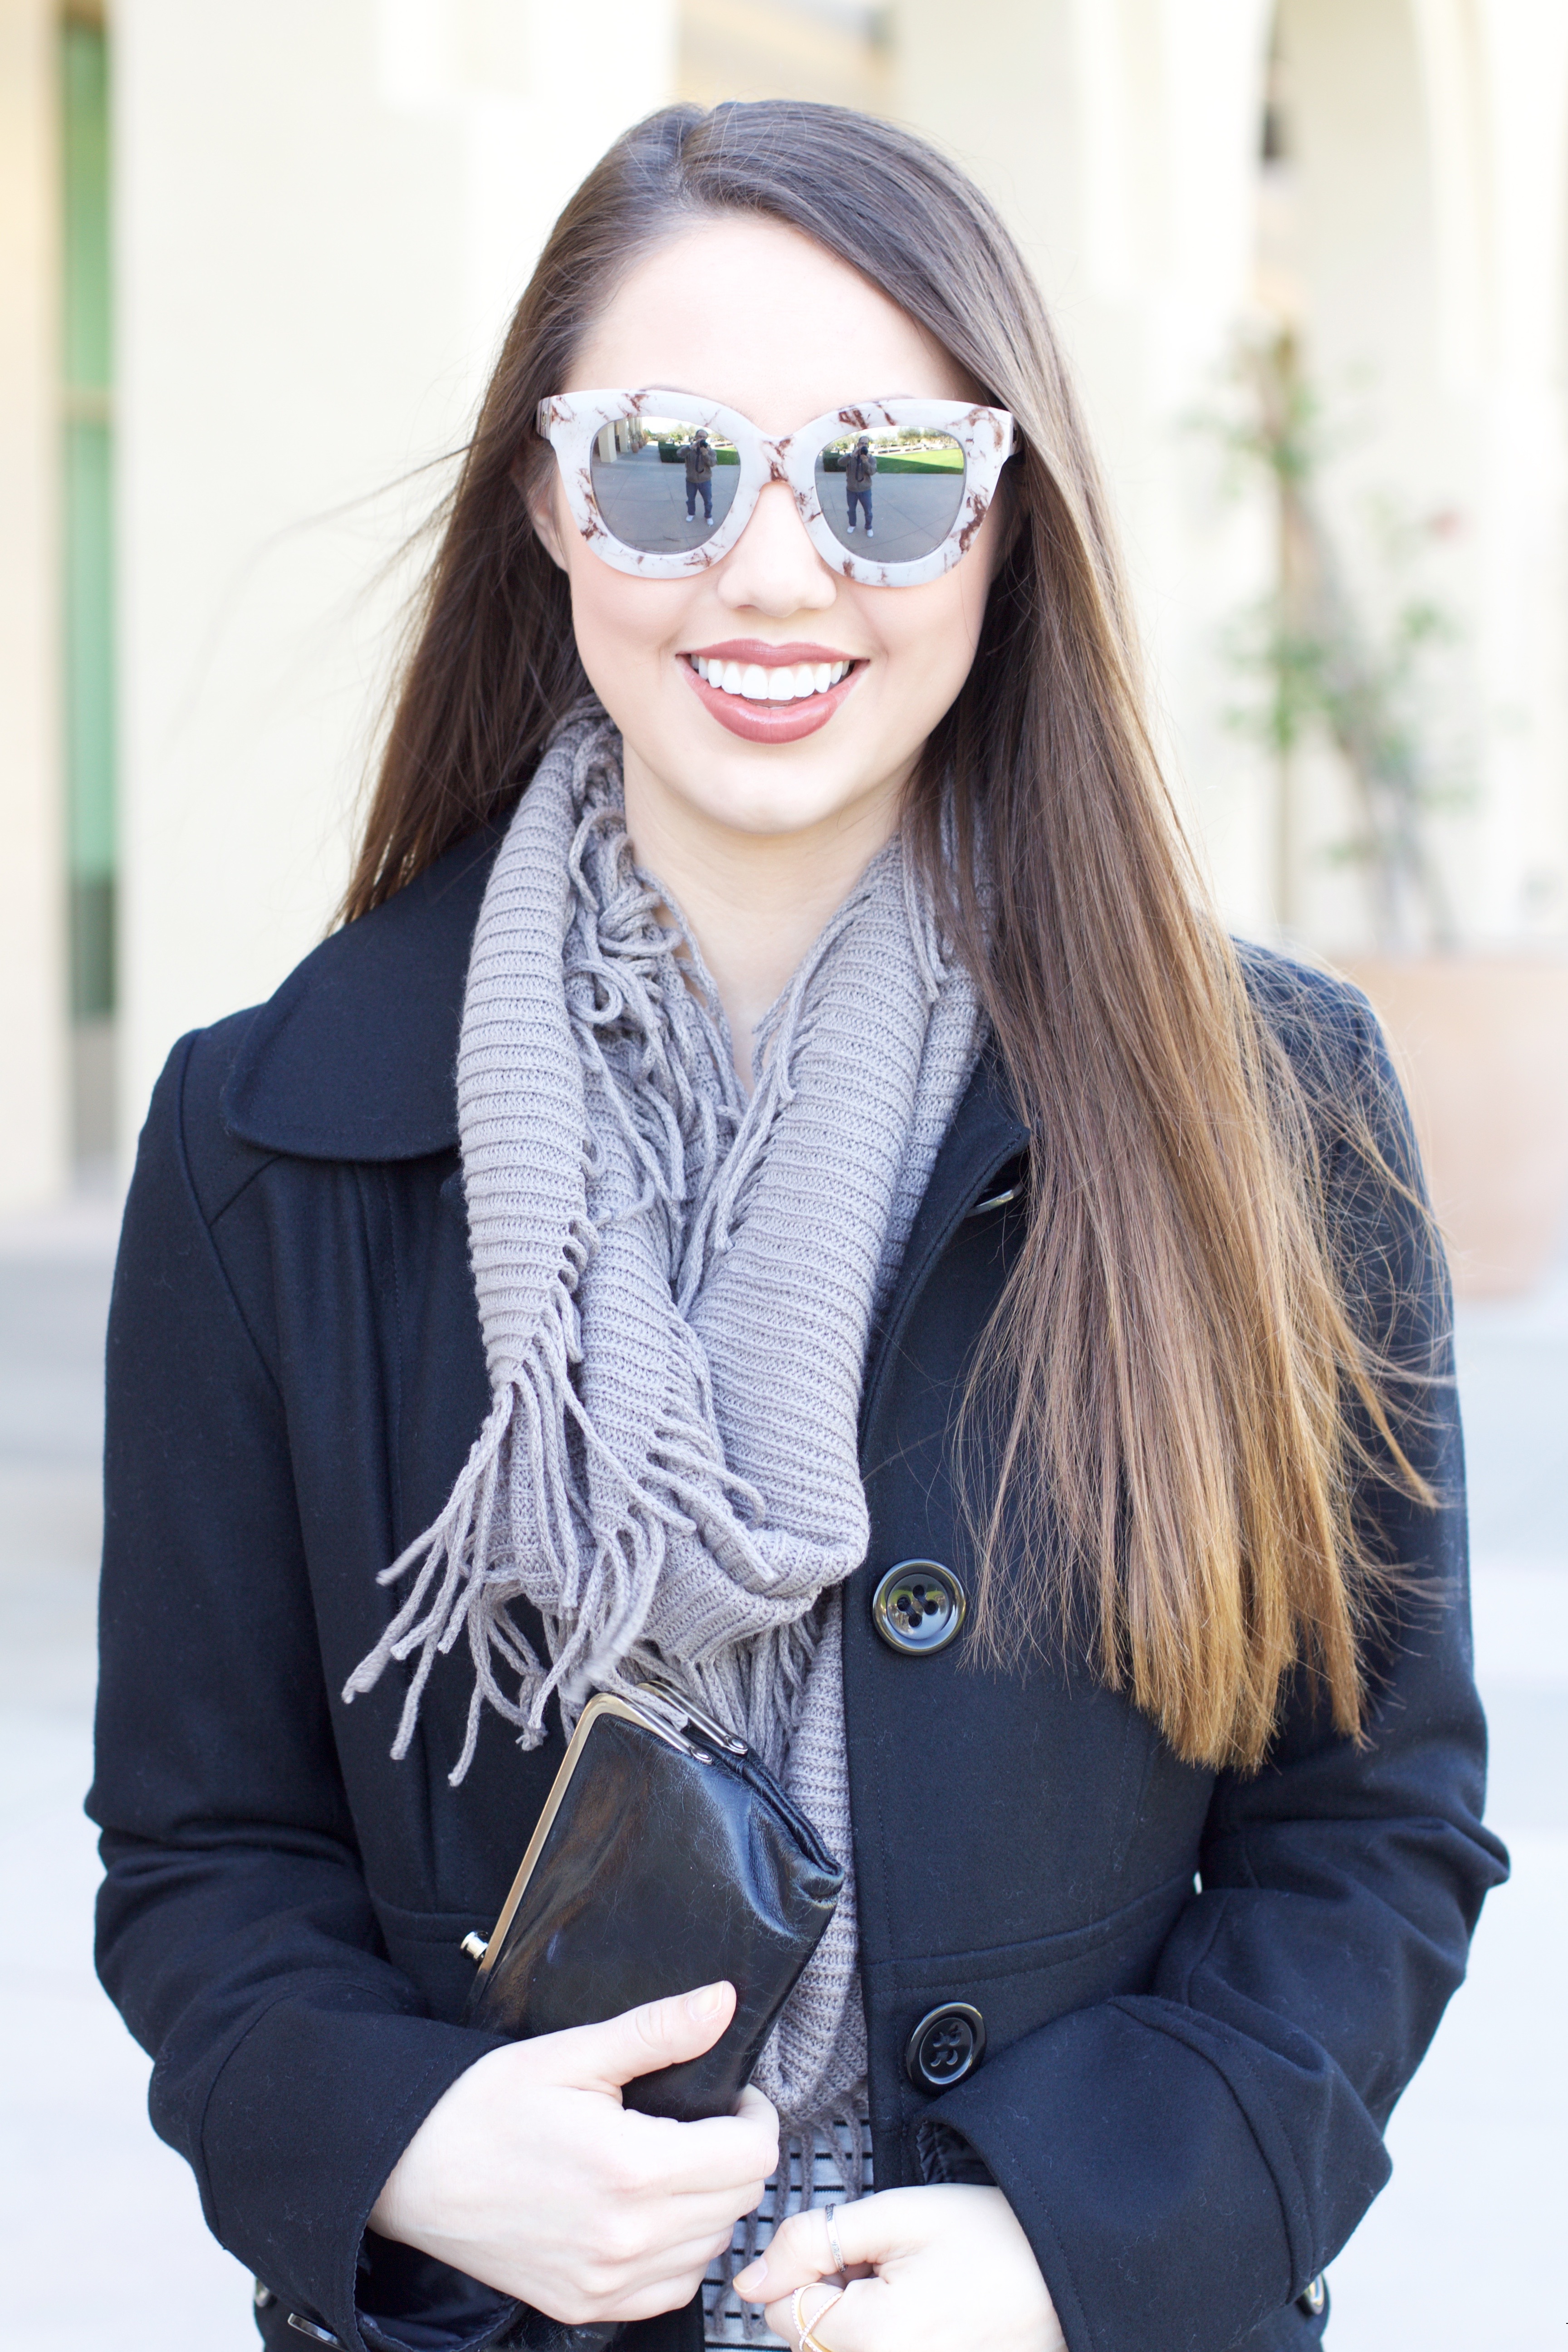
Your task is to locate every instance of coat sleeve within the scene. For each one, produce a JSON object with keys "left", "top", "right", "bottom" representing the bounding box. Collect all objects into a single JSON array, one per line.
[
  {"left": 924, "top": 985, "right": 1509, "bottom": 2352},
  {"left": 88, "top": 1033, "right": 515, "bottom": 2352}
]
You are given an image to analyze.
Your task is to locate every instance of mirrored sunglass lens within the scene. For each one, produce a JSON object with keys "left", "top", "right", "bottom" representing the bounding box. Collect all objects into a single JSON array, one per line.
[
  {"left": 587, "top": 415, "right": 740, "bottom": 554},
  {"left": 814, "top": 429, "right": 967, "bottom": 563}
]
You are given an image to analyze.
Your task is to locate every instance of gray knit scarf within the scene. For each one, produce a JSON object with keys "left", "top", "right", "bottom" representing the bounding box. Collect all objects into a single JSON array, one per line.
[{"left": 345, "top": 707, "right": 980, "bottom": 2131}]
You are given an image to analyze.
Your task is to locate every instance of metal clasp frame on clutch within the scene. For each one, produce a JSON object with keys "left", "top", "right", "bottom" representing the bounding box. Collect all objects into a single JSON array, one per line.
[
  {"left": 635, "top": 1673, "right": 749, "bottom": 1761},
  {"left": 457, "top": 1680, "right": 747, "bottom": 1977}
]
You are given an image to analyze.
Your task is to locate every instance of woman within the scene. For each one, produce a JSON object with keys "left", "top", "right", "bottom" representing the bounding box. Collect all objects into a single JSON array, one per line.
[{"left": 90, "top": 101, "right": 1505, "bottom": 2352}]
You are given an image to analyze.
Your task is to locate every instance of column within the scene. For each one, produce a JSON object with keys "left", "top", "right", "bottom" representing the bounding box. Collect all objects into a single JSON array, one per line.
[{"left": 0, "top": 0, "right": 70, "bottom": 1209}]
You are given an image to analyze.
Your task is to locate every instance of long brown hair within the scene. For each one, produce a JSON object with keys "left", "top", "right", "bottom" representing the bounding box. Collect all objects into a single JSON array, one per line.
[{"left": 345, "top": 101, "right": 1435, "bottom": 1773}]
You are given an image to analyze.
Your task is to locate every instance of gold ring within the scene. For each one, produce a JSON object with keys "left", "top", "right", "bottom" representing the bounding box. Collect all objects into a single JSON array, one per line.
[
  {"left": 794, "top": 2283, "right": 845, "bottom": 2352},
  {"left": 823, "top": 2204, "right": 847, "bottom": 2278}
]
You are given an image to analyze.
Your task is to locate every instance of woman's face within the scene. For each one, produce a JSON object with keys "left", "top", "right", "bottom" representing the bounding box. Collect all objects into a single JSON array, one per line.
[{"left": 534, "top": 216, "right": 1005, "bottom": 859}]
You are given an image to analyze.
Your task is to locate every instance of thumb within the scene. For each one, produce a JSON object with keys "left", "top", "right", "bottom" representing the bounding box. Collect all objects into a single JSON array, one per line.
[{"left": 535, "top": 1980, "right": 737, "bottom": 2093}]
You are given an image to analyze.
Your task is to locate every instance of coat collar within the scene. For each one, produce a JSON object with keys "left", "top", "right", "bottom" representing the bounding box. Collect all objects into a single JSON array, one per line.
[
  {"left": 220, "top": 826, "right": 505, "bottom": 1161},
  {"left": 860, "top": 1042, "right": 1030, "bottom": 1451},
  {"left": 220, "top": 824, "right": 1032, "bottom": 1212}
]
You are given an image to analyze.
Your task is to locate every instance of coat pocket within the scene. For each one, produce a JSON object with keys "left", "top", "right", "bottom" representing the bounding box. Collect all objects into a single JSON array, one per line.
[{"left": 367, "top": 1890, "right": 493, "bottom": 2024}]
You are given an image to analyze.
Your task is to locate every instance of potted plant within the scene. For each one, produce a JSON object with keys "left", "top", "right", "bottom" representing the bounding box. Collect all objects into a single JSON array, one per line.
[{"left": 1221, "top": 331, "right": 1568, "bottom": 1296}]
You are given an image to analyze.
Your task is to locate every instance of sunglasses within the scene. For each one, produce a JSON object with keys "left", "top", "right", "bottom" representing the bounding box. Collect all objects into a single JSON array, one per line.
[{"left": 535, "top": 390, "right": 1016, "bottom": 587}]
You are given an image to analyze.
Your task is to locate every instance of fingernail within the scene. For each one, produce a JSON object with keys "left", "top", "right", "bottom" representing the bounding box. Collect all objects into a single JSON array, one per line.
[
  {"left": 733, "top": 2259, "right": 766, "bottom": 2298},
  {"left": 686, "top": 1982, "right": 726, "bottom": 2022}
]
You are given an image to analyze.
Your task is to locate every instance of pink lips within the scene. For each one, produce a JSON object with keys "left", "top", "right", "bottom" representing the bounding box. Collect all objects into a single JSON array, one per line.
[{"left": 680, "top": 639, "right": 863, "bottom": 744}]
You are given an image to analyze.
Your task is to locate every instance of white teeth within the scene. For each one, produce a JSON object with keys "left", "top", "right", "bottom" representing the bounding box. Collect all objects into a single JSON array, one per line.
[{"left": 692, "top": 656, "right": 854, "bottom": 701}]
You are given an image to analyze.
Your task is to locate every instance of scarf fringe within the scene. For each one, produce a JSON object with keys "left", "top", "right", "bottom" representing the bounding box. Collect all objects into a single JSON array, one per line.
[{"left": 341, "top": 1205, "right": 819, "bottom": 1787}]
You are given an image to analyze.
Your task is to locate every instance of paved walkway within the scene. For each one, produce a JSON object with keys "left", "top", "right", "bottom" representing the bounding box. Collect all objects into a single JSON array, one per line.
[{"left": 0, "top": 1196, "right": 1562, "bottom": 2350}]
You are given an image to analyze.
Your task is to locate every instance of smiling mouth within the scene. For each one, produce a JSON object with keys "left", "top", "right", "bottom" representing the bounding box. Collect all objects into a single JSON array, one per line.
[
  {"left": 679, "top": 641, "right": 865, "bottom": 743},
  {"left": 684, "top": 653, "right": 855, "bottom": 705}
]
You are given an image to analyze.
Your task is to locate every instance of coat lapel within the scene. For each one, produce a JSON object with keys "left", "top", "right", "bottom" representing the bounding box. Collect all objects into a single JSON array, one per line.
[
  {"left": 220, "top": 827, "right": 504, "bottom": 1162},
  {"left": 861, "top": 1047, "right": 1029, "bottom": 1454}
]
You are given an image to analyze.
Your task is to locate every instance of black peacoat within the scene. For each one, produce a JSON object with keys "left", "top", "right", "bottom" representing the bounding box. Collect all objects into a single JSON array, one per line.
[{"left": 89, "top": 826, "right": 1507, "bottom": 2352}]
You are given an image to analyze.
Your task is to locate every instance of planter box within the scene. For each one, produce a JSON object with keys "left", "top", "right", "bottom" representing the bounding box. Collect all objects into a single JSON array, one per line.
[{"left": 1340, "top": 955, "right": 1568, "bottom": 1298}]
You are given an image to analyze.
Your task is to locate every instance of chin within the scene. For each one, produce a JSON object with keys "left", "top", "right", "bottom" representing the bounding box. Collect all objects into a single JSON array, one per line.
[
  {"left": 648, "top": 718, "right": 873, "bottom": 832},
  {"left": 686, "top": 774, "right": 862, "bottom": 839}
]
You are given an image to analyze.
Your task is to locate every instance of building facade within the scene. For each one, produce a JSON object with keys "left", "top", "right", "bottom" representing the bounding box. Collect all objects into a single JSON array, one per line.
[{"left": 2, "top": 0, "right": 1566, "bottom": 1207}]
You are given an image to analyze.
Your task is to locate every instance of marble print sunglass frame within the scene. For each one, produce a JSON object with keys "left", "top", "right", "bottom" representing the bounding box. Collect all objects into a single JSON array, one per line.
[{"left": 534, "top": 390, "right": 1016, "bottom": 588}]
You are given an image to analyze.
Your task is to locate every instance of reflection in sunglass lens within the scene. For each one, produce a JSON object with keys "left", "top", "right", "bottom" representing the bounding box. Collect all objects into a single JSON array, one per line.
[
  {"left": 814, "top": 429, "right": 966, "bottom": 562},
  {"left": 587, "top": 414, "right": 740, "bottom": 554}
]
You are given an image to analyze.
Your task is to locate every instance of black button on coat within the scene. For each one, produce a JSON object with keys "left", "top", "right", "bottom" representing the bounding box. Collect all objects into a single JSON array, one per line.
[{"left": 88, "top": 828, "right": 1508, "bottom": 2352}]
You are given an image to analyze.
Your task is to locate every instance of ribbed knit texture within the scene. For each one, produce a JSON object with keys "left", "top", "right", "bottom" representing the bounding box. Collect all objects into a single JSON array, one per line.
[{"left": 345, "top": 706, "right": 980, "bottom": 2128}]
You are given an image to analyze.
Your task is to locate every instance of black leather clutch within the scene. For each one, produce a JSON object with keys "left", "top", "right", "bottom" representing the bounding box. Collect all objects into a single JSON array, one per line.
[{"left": 464, "top": 1681, "right": 844, "bottom": 2122}]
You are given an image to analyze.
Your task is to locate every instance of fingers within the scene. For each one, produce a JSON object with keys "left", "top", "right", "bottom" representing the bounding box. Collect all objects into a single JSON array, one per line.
[
  {"left": 789, "top": 2283, "right": 847, "bottom": 2347},
  {"left": 732, "top": 2083, "right": 779, "bottom": 2130},
  {"left": 734, "top": 2194, "right": 888, "bottom": 2301},
  {"left": 731, "top": 2203, "right": 834, "bottom": 2301},
  {"left": 531, "top": 2208, "right": 744, "bottom": 2323},
  {"left": 534, "top": 1981, "right": 738, "bottom": 2092},
  {"left": 599, "top": 2080, "right": 775, "bottom": 2205},
  {"left": 624, "top": 2185, "right": 769, "bottom": 2252},
  {"left": 749, "top": 2185, "right": 1068, "bottom": 2352},
  {"left": 614, "top": 2102, "right": 777, "bottom": 2200},
  {"left": 607, "top": 2259, "right": 734, "bottom": 2326},
  {"left": 605, "top": 2221, "right": 736, "bottom": 2296},
  {"left": 765, "top": 2276, "right": 889, "bottom": 2352}
]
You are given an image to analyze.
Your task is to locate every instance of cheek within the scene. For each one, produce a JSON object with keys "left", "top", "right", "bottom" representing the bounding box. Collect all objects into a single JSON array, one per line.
[
  {"left": 866, "top": 568, "right": 990, "bottom": 714},
  {"left": 546, "top": 470, "right": 685, "bottom": 699},
  {"left": 562, "top": 550, "right": 685, "bottom": 696}
]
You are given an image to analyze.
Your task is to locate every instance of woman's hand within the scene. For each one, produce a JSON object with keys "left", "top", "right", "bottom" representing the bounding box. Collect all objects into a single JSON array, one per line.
[
  {"left": 370, "top": 1980, "right": 777, "bottom": 2322},
  {"left": 734, "top": 2184, "right": 1067, "bottom": 2352}
]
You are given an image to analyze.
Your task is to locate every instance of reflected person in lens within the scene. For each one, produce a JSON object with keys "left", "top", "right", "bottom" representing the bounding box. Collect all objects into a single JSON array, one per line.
[
  {"left": 686, "top": 426, "right": 714, "bottom": 524},
  {"left": 846, "top": 432, "right": 875, "bottom": 536}
]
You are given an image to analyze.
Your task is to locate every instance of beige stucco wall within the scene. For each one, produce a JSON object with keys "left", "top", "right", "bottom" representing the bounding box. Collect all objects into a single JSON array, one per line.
[
  {"left": 113, "top": 0, "right": 677, "bottom": 1140},
  {"left": 0, "top": 0, "right": 70, "bottom": 1210},
  {"left": 895, "top": 0, "right": 1281, "bottom": 932},
  {"left": 679, "top": 0, "right": 890, "bottom": 110}
]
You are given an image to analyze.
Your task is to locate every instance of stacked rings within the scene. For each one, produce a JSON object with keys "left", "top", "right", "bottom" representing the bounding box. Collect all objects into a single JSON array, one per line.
[{"left": 791, "top": 2284, "right": 846, "bottom": 2352}]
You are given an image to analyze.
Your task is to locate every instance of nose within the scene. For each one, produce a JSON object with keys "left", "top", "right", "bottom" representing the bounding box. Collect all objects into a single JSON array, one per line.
[{"left": 715, "top": 479, "right": 837, "bottom": 618}]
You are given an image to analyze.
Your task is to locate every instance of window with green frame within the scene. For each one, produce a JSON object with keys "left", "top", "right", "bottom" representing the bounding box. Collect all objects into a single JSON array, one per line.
[{"left": 62, "top": 6, "right": 115, "bottom": 1028}]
